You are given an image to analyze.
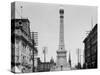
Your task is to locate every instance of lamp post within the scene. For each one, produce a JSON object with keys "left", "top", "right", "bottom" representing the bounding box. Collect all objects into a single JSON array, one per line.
[
  {"left": 32, "top": 40, "right": 35, "bottom": 72},
  {"left": 61, "top": 65, "right": 63, "bottom": 71}
]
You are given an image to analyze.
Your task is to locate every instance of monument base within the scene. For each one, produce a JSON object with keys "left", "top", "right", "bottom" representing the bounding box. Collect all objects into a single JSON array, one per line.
[{"left": 50, "top": 64, "right": 71, "bottom": 71}]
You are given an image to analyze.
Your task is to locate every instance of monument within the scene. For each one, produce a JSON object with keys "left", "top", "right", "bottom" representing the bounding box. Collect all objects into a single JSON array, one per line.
[{"left": 55, "top": 8, "right": 70, "bottom": 71}]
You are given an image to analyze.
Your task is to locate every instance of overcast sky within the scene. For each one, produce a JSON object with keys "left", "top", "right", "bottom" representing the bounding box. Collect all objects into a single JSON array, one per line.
[{"left": 14, "top": 2, "right": 97, "bottom": 67}]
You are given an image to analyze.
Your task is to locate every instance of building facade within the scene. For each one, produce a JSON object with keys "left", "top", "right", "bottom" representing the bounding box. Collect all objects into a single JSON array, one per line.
[
  {"left": 11, "top": 19, "right": 37, "bottom": 73},
  {"left": 83, "top": 24, "right": 97, "bottom": 69},
  {"left": 37, "top": 58, "right": 55, "bottom": 72},
  {"left": 31, "top": 32, "right": 38, "bottom": 72}
]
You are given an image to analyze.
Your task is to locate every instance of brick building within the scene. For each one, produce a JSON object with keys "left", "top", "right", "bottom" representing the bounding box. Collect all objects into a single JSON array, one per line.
[
  {"left": 37, "top": 58, "right": 55, "bottom": 72},
  {"left": 83, "top": 24, "right": 97, "bottom": 69},
  {"left": 11, "top": 19, "right": 37, "bottom": 73}
]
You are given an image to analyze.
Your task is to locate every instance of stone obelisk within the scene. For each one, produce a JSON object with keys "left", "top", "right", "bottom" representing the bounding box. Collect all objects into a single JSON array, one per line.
[{"left": 56, "top": 8, "right": 68, "bottom": 70}]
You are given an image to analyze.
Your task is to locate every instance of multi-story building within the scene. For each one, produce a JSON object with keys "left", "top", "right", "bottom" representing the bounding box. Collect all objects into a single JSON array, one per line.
[
  {"left": 11, "top": 18, "right": 36, "bottom": 73},
  {"left": 83, "top": 24, "right": 97, "bottom": 69},
  {"left": 37, "top": 58, "right": 55, "bottom": 72},
  {"left": 31, "top": 32, "right": 38, "bottom": 72},
  {"left": 31, "top": 32, "right": 38, "bottom": 46},
  {"left": 37, "top": 62, "right": 51, "bottom": 72}
]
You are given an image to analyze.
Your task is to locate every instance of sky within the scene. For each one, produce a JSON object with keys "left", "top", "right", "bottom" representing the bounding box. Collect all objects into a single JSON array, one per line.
[{"left": 14, "top": 2, "right": 97, "bottom": 67}]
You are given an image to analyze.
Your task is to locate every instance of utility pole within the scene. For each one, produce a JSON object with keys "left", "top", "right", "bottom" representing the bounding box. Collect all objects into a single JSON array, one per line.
[
  {"left": 91, "top": 16, "right": 93, "bottom": 30},
  {"left": 77, "top": 48, "right": 81, "bottom": 69},
  {"left": 69, "top": 51, "right": 71, "bottom": 68},
  {"left": 20, "top": 5, "right": 23, "bottom": 19},
  {"left": 79, "top": 50, "right": 81, "bottom": 66},
  {"left": 77, "top": 48, "right": 80, "bottom": 65}
]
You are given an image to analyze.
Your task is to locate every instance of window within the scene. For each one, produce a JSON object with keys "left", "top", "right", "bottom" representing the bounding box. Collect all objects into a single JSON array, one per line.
[{"left": 19, "top": 21, "right": 22, "bottom": 25}]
